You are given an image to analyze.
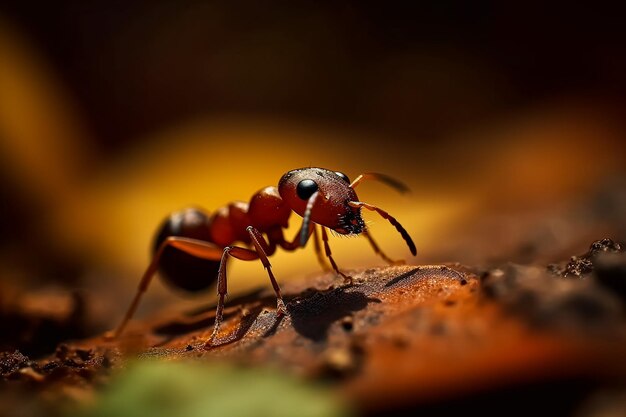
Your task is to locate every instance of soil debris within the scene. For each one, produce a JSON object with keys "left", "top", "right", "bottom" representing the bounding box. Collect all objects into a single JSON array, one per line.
[
  {"left": 548, "top": 238, "right": 623, "bottom": 278},
  {"left": 1, "top": 262, "right": 625, "bottom": 417}
]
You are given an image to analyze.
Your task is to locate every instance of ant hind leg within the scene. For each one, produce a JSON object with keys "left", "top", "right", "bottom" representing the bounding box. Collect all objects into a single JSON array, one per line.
[{"left": 109, "top": 237, "right": 223, "bottom": 339}]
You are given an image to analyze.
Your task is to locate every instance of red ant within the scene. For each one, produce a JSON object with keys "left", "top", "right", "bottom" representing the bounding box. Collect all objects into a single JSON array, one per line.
[{"left": 111, "top": 167, "right": 416, "bottom": 345}]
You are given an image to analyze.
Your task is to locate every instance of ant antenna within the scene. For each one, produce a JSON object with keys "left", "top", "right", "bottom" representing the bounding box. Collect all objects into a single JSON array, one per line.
[
  {"left": 350, "top": 173, "right": 410, "bottom": 194},
  {"left": 348, "top": 201, "right": 417, "bottom": 255}
]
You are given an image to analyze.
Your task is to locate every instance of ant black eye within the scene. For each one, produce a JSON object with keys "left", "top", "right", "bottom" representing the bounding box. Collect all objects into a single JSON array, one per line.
[
  {"left": 335, "top": 171, "right": 350, "bottom": 184},
  {"left": 296, "top": 179, "right": 319, "bottom": 200}
]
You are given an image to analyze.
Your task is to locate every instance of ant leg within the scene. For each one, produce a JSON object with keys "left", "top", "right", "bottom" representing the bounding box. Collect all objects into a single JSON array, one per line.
[
  {"left": 110, "top": 237, "right": 223, "bottom": 339},
  {"left": 349, "top": 201, "right": 417, "bottom": 256},
  {"left": 277, "top": 220, "right": 314, "bottom": 251},
  {"left": 362, "top": 229, "right": 405, "bottom": 265},
  {"left": 313, "top": 225, "right": 331, "bottom": 271},
  {"left": 207, "top": 246, "right": 258, "bottom": 345},
  {"left": 245, "top": 226, "right": 287, "bottom": 315},
  {"left": 320, "top": 227, "right": 352, "bottom": 284},
  {"left": 281, "top": 222, "right": 327, "bottom": 269}
]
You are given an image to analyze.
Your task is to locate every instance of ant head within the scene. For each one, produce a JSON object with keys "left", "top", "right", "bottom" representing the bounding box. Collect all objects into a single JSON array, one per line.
[{"left": 278, "top": 168, "right": 364, "bottom": 235}]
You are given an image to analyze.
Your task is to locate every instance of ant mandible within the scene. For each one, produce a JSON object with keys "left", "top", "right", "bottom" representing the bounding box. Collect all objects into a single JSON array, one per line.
[{"left": 111, "top": 167, "right": 416, "bottom": 346}]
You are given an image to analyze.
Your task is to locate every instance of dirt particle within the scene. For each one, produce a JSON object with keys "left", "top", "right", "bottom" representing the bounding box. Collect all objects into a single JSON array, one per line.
[
  {"left": 320, "top": 347, "right": 357, "bottom": 378},
  {"left": 0, "top": 350, "right": 32, "bottom": 374},
  {"left": 548, "top": 238, "right": 623, "bottom": 278},
  {"left": 75, "top": 349, "right": 92, "bottom": 362},
  {"left": 18, "top": 367, "right": 45, "bottom": 382},
  {"left": 55, "top": 344, "right": 70, "bottom": 361},
  {"left": 430, "top": 321, "right": 448, "bottom": 335},
  {"left": 340, "top": 316, "right": 354, "bottom": 332},
  {"left": 390, "top": 332, "right": 410, "bottom": 348}
]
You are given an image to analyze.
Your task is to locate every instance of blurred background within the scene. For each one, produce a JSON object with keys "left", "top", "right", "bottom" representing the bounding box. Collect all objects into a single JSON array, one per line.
[{"left": 0, "top": 1, "right": 625, "bottom": 353}]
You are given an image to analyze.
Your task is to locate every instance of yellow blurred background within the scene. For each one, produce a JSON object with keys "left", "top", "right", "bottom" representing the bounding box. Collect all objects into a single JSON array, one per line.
[{"left": 0, "top": 3, "right": 625, "bottom": 330}]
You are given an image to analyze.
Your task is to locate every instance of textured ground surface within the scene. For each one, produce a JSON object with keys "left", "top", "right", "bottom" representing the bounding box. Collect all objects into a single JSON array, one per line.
[{"left": 2, "top": 245, "right": 625, "bottom": 416}]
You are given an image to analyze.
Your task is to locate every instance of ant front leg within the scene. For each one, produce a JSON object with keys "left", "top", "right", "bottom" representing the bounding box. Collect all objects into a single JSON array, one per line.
[
  {"left": 274, "top": 221, "right": 328, "bottom": 271},
  {"left": 312, "top": 225, "right": 331, "bottom": 271},
  {"left": 321, "top": 227, "right": 352, "bottom": 284},
  {"left": 109, "top": 237, "right": 223, "bottom": 339}
]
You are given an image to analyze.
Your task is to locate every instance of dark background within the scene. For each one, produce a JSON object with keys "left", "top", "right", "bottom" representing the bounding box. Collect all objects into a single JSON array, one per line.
[{"left": 2, "top": 2, "right": 625, "bottom": 153}]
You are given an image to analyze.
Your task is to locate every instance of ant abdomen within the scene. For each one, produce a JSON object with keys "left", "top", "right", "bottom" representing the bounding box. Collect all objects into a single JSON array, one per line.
[{"left": 152, "top": 207, "right": 220, "bottom": 292}]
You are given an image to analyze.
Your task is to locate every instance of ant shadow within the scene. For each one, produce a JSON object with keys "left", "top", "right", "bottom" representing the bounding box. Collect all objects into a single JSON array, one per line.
[
  {"left": 384, "top": 267, "right": 421, "bottom": 287},
  {"left": 149, "top": 267, "right": 463, "bottom": 348},
  {"left": 153, "top": 284, "right": 379, "bottom": 347},
  {"left": 287, "top": 286, "right": 380, "bottom": 342},
  {"left": 153, "top": 302, "right": 269, "bottom": 348},
  {"left": 205, "top": 286, "right": 379, "bottom": 348}
]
